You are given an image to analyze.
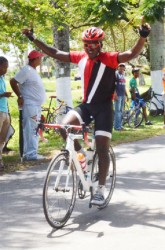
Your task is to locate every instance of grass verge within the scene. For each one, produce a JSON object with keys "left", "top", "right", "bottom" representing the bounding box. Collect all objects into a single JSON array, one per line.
[{"left": 2, "top": 76, "right": 165, "bottom": 174}]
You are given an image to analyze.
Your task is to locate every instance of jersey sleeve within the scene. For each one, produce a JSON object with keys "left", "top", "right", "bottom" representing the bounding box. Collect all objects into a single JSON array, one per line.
[
  {"left": 70, "top": 51, "right": 86, "bottom": 64},
  {"left": 102, "top": 52, "right": 119, "bottom": 69}
]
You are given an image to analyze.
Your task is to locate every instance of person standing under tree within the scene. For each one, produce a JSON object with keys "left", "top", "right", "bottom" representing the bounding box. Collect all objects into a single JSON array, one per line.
[
  {"left": 0, "top": 57, "right": 12, "bottom": 171},
  {"left": 114, "top": 63, "right": 128, "bottom": 131},
  {"left": 10, "top": 50, "right": 46, "bottom": 161},
  {"left": 22, "top": 17, "right": 151, "bottom": 205}
]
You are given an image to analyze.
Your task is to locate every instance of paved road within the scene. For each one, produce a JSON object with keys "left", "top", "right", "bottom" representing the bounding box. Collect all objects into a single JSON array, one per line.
[{"left": 0, "top": 135, "right": 165, "bottom": 250}]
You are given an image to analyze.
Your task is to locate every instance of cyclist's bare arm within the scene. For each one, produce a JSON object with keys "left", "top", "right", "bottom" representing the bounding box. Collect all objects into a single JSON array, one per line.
[
  {"left": 118, "top": 37, "right": 147, "bottom": 63},
  {"left": 22, "top": 29, "right": 70, "bottom": 63},
  {"left": 34, "top": 39, "right": 70, "bottom": 62},
  {"left": 118, "top": 17, "right": 150, "bottom": 63}
]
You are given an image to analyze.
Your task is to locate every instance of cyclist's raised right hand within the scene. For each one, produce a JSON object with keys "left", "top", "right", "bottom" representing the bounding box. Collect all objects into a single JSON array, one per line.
[{"left": 22, "top": 28, "right": 35, "bottom": 41}]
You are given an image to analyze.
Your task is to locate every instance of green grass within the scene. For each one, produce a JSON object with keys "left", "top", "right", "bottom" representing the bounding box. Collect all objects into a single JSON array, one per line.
[{"left": 3, "top": 75, "right": 165, "bottom": 173}]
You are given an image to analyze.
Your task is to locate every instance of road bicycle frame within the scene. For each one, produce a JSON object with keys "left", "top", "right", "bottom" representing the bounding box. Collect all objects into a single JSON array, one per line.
[
  {"left": 44, "top": 123, "right": 96, "bottom": 193},
  {"left": 42, "top": 122, "right": 116, "bottom": 228}
]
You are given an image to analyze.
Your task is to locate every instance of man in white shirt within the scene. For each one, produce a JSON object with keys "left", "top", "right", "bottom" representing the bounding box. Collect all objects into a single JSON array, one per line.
[{"left": 10, "top": 50, "right": 46, "bottom": 161}]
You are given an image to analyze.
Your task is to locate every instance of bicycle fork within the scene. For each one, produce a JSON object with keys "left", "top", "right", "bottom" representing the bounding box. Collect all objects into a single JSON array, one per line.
[{"left": 53, "top": 153, "right": 71, "bottom": 192}]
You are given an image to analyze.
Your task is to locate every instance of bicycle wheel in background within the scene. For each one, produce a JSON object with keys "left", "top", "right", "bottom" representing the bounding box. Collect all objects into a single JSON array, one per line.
[
  {"left": 146, "top": 101, "right": 158, "bottom": 117},
  {"left": 128, "top": 109, "right": 143, "bottom": 128},
  {"left": 43, "top": 152, "right": 77, "bottom": 229},
  {"left": 91, "top": 145, "right": 116, "bottom": 209}
]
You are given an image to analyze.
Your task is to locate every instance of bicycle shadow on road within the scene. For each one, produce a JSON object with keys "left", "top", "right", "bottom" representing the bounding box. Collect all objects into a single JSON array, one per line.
[{"left": 46, "top": 199, "right": 165, "bottom": 239}]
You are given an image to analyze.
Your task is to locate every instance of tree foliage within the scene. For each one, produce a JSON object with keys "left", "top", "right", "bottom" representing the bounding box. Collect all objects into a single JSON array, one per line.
[
  {"left": 0, "top": 0, "right": 164, "bottom": 60},
  {"left": 141, "top": 0, "right": 165, "bottom": 22}
]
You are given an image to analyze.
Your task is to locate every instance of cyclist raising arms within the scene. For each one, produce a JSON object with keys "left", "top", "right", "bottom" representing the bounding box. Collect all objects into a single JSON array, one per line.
[{"left": 23, "top": 17, "right": 151, "bottom": 206}]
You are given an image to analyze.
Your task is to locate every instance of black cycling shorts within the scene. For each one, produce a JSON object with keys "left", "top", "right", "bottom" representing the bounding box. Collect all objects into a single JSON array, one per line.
[{"left": 70, "top": 102, "right": 113, "bottom": 138}]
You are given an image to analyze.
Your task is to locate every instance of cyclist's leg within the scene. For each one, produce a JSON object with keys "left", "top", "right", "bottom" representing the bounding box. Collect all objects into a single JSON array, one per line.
[
  {"left": 60, "top": 104, "right": 92, "bottom": 151},
  {"left": 94, "top": 102, "right": 113, "bottom": 185},
  {"left": 90, "top": 102, "right": 113, "bottom": 205},
  {"left": 95, "top": 135, "right": 110, "bottom": 186}
]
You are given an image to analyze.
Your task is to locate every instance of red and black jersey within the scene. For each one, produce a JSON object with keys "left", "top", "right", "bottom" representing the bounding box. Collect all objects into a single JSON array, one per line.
[{"left": 70, "top": 51, "right": 119, "bottom": 104}]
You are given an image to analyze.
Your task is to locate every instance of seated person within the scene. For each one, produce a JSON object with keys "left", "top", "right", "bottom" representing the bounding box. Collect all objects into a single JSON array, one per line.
[{"left": 129, "top": 68, "right": 152, "bottom": 125}]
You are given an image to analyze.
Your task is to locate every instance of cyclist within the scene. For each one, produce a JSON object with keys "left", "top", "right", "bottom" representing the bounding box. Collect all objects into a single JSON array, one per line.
[
  {"left": 23, "top": 18, "right": 151, "bottom": 205},
  {"left": 130, "top": 68, "right": 153, "bottom": 126}
]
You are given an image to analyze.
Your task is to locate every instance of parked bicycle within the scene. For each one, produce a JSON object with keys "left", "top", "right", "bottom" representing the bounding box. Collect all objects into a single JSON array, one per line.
[
  {"left": 42, "top": 123, "right": 116, "bottom": 229},
  {"left": 41, "top": 97, "right": 72, "bottom": 133},
  {"left": 122, "top": 99, "right": 143, "bottom": 128},
  {"left": 127, "top": 99, "right": 144, "bottom": 128},
  {"left": 140, "top": 87, "right": 164, "bottom": 117},
  {"left": 42, "top": 96, "right": 72, "bottom": 124},
  {"left": 146, "top": 91, "right": 164, "bottom": 117}
]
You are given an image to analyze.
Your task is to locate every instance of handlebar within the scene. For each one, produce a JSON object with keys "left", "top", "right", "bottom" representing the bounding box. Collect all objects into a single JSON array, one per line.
[
  {"left": 43, "top": 123, "right": 90, "bottom": 133},
  {"left": 37, "top": 122, "right": 91, "bottom": 145}
]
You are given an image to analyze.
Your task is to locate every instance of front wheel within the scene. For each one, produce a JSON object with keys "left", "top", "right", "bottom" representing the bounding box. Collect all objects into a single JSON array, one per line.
[
  {"left": 91, "top": 146, "right": 116, "bottom": 209},
  {"left": 43, "top": 152, "right": 77, "bottom": 229}
]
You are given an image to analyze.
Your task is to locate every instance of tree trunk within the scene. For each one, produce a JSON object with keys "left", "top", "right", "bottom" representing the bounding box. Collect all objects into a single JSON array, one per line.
[
  {"left": 53, "top": 25, "right": 73, "bottom": 118},
  {"left": 150, "top": 20, "right": 165, "bottom": 109}
]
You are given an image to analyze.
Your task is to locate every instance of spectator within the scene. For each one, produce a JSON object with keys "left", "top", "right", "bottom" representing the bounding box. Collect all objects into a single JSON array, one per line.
[
  {"left": 2, "top": 114, "right": 15, "bottom": 154},
  {"left": 114, "top": 63, "right": 128, "bottom": 131},
  {"left": 10, "top": 50, "right": 46, "bottom": 161},
  {"left": 0, "top": 57, "right": 12, "bottom": 171},
  {"left": 129, "top": 68, "right": 152, "bottom": 125},
  {"left": 162, "top": 67, "right": 165, "bottom": 128},
  {"left": 22, "top": 18, "right": 151, "bottom": 205}
]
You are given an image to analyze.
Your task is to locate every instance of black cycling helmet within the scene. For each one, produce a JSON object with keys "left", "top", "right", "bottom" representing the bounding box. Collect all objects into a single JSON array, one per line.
[{"left": 82, "top": 27, "right": 105, "bottom": 41}]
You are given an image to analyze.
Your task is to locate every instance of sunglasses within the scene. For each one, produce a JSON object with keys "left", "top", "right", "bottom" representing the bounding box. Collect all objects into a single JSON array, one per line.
[{"left": 84, "top": 42, "right": 100, "bottom": 49}]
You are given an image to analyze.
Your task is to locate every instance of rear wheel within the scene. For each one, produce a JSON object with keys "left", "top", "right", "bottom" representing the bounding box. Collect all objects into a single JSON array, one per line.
[
  {"left": 91, "top": 146, "right": 116, "bottom": 209},
  {"left": 146, "top": 101, "right": 158, "bottom": 117},
  {"left": 128, "top": 109, "right": 143, "bottom": 128},
  {"left": 43, "top": 152, "right": 77, "bottom": 229}
]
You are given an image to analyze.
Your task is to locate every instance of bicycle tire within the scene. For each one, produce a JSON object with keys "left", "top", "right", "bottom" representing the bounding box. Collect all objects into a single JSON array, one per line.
[
  {"left": 91, "top": 145, "right": 116, "bottom": 209},
  {"left": 128, "top": 109, "right": 143, "bottom": 128},
  {"left": 122, "top": 110, "right": 130, "bottom": 126},
  {"left": 43, "top": 152, "right": 77, "bottom": 229},
  {"left": 146, "top": 101, "right": 158, "bottom": 117}
]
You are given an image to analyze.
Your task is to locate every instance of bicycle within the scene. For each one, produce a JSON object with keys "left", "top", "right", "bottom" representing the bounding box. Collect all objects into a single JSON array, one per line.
[
  {"left": 41, "top": 97, "right": 72, "bottom": 133},
  {"left": 122, "top": 99, "right": 143, "bottom": 128},
  {"left": 42, "top": 96, "right": 72, "bottom": 124},
  {"left": 127, "top": 99, "right": 144, "bottom": 128},
  {"left": 42, "top": 123, "right": 116, "bottom": 229},
  {"left": 146, "top": 91, "right": 164, "bottom": 117}
]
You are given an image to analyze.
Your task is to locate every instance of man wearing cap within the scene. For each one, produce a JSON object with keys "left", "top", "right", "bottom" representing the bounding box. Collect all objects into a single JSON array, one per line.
[
  {"left": 114, "top": 63, "right": 128, "bottom": 131},
  {"left": 10, "top": 50, "right": 46, "bottom": 161}
]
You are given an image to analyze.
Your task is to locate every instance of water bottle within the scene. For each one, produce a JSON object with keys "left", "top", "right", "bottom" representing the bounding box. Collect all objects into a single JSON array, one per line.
[
  {"left": 85, "top": 148, "right": 94, "bottom": 172},
  {"left": 77, "top": 153, "right": 87, "bottom": 172},
  {"left": 85, "top": 171, "right": 91, "bottom": 183}
]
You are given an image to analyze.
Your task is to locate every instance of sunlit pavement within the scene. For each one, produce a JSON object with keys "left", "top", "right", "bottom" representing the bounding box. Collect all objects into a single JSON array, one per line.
[{"left": 0, "top": 135, "right": 165, "bottom": 250}]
